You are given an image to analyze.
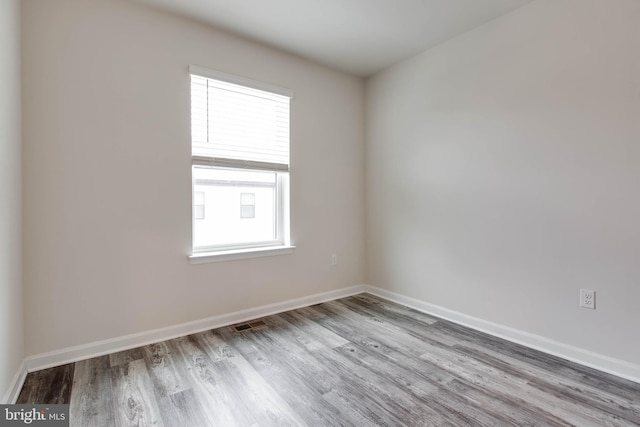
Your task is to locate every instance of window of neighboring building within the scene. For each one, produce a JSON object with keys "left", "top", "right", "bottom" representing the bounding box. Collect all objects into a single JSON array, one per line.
[
  {"left": 240, "top": 193, "right": 256, "bottom": 219},
  {"left": 189, "top": 66, "right": 293, "bottom": 259},
  {"left": 194, "top": 191, "right": 205, "bottom": 220}
]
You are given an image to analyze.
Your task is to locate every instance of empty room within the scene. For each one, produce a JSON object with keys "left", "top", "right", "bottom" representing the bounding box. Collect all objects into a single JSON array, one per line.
[{"left": 1, "top": 0, "right": 639, "bottom": 425}]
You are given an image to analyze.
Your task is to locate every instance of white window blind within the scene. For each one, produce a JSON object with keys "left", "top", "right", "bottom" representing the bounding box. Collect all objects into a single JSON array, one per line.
[{"left": 190, "top": 67, "right": 291, "bottom": 172}]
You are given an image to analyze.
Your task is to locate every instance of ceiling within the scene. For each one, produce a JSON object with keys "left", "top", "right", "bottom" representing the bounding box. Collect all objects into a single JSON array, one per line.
[{"left": 134, "top": 0, "right": 533, "bottom": 77}]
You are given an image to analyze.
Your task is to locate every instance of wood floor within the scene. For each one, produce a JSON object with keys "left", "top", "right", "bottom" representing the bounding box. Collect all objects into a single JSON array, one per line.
[{"left": 17, "top": 294, "right": 640, "bottom": 426}]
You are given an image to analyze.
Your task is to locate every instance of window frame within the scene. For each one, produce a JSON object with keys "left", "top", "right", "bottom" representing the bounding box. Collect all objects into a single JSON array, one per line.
[{"left": 188, "top": 66, "right": 294, "bottom": 263}]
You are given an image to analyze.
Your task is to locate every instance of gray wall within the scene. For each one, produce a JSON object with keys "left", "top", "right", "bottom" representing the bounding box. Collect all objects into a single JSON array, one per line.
[
  {"left": 0, "top": 0, "right": 23, "bottom": 403},
  {"left": 366, "top": 0, "right": 640, "bottom": 366},
  {"left": 22, "top": 0, "right": 365, "bottom": 356}
]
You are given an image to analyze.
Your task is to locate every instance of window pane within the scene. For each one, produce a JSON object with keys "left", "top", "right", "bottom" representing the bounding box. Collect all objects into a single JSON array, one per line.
[
  {"left": 193, "top": 167, "right": 277, "bottom": 249},
  {"left": 194, "top": 205, "right": 205, "bottom": 220},
  {"left": 240, "top": 192, "right": 256, "bottom": 219},
  {"left": 240, "top": 205, "right": 256, "bottom": 219},
  {"left": 195, "top": 191, "right": 205, "bottom": 205},
  {"left": 240, "top": 193, "right": 255, "bottom": 205}
]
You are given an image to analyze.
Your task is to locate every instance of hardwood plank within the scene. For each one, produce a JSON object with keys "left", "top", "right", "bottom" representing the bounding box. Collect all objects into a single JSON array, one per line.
[
  {"left": 231, "top": 316, "right": 344, "bottom": 397},
  {"left": 156, "top": 389, "right": 210, "bottom": 427},
  {"left": 320, "top": 390, "right": 384, "bottom": 427},
  {"left": 316, "top": 313, "right": 456, "bottom": 387},
  {"left": 254, "top": 314, "right": 445, "bottom": 426},
  {"left": 194, "top": 329, "right": 309, "bottom": 426},
  {"left": 319, "top": 343, "right": 453, "bottom": 426},
  {"left": 351, "top": 293, "right": 440, "bottom": 325},
  {"left": 443, "top": 378, "right": 571, "bottom": 427},
  {"left": 456, "top": 344, "right": 640, "bottom": 424},
  {"left": 315, "top": 299, "right": 454, "bottom": 361},
  {"left": 16, "top": 363, "right": 74, "bottom": 404},
  {"left": 168, "top": 334, "right": 257, "bottom": 427},
  {"left": 435, "top": 318, "right": 640, "bottom": 400},
  {"left": 419, "top": 341, "right": 637, "bottom": 427},
  {"left": 279, "top": 310, "right": 350, "bottom": 349},
  {"left": 314, "top": 304, "right": 563, "bottom": 425},
  {"left": 292, "top": 307, "right": 510, "bottom": 426},
  {"left": 110, "top": 359, "right": 164, "bottom": 427},
  {"left": 69, "top": 356, "right": 115, "bottom": 427},
  {"left": 312, "top": 296, "right": 568, "bottom": 424},
  {"left": 109, "top": 347, "right": 144, "bottom": 368},
  {"left": 140, "top": 341, "right": 189, "bottom": 398},
  {"left": 215, "top": 322, "right": 353, "bottom": 426}
]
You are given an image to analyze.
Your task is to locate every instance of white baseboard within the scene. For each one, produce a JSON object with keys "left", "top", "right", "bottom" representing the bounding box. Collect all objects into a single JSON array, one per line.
[
  {"left": 25, "top": 285, "right": 368, "bottom": 373},
  {"left": 20, "top": 283, "right": 640, "bottom": 388},
  {"left": 366, "top": 286, "right": 640, "bottom": 384},
  {"left": 2, "top": 359, "right": 27, "bottom": 404}
]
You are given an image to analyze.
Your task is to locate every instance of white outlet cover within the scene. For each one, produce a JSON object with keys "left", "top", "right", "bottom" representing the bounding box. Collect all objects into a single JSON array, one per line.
[{"left": 580, "top": 289, "right": 596, "bottom": 310}]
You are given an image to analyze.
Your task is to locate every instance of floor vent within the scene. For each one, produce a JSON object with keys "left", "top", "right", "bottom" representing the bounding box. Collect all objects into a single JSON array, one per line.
[{"left": 232, "top": 320, "right": 267, "bottom": 332}]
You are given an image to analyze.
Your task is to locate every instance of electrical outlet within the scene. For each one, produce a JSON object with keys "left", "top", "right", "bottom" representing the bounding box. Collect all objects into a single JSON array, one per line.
[
  {"left": 580, "top": 289, "right": 596, "bottom": 310},
  {"left": 331, "top": 254, "right": 338, "bottom": 266}
]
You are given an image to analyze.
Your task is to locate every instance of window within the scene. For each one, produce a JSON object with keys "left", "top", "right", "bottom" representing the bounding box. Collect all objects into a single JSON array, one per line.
[
  {"left": 189, "top": 66, "right": 293, "bottom": 259},
  {"left": 194, "top": 191, "right": 205, "bottom": 220},
  {"left": 240, "top": 193, "right": 256, "bottom": 219}
]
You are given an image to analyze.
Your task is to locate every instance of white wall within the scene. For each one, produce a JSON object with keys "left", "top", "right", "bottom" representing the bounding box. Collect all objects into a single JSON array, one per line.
[
  {"left": 0, "top": 0, "right": 24, "bottom": 402},
  {"left": 366, "top": 0, "right": 640, "bottom": 366},
  {"left": 22, "top": 0, "right": 364, "bottom": 356}
]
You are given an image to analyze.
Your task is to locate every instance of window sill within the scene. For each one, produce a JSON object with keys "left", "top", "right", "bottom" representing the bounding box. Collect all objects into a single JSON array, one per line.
[{"left": 189, "top": 245, "right": 295, "bottom": 264}]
